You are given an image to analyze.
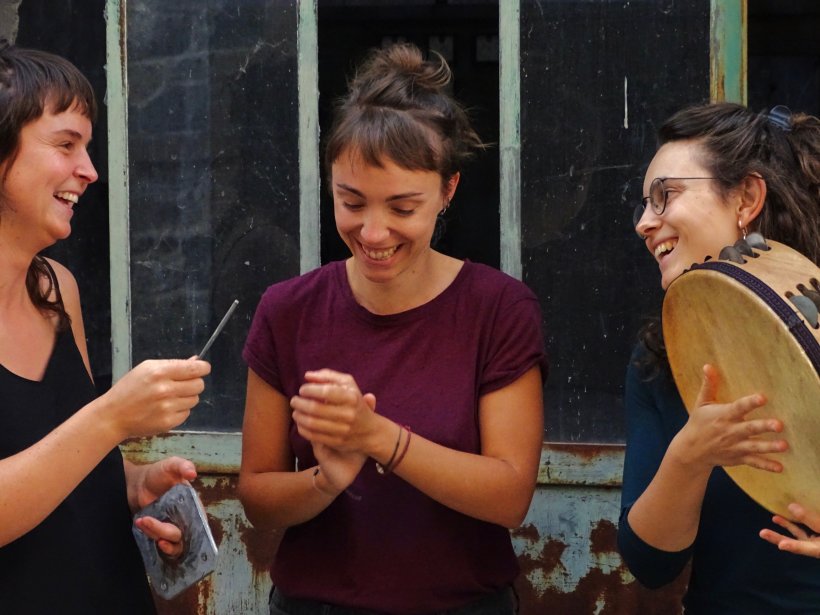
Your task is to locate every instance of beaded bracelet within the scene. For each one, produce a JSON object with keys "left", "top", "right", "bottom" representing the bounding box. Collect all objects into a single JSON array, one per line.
[{"left": 375, "top": 423, "right": 403, "bottom": 475}]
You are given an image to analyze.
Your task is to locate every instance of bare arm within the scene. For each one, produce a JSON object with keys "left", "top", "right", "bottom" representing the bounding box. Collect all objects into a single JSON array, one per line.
[
  {"left": 48, "top": 259, "right": 92, "bottom": 379},
  {"left": 0, "top": 263, "right": 210, "bottom": 547},
  {"left": 391, "top": 366, "right": 543, "bottom": 527},
  {"left": 237, "top": 368, "right": 365, "bottom": 530},
  {"left": 0, "top": 395, "right": 126, "bottom": 545},
  {"left": 292, "top": 366, "right": 544, "bottom": 528}
]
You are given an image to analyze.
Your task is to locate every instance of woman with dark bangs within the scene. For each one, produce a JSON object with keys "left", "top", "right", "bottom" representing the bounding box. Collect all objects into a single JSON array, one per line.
[
  {"left": 239, "top": 43, "right": 546, "bottom": 614},
  {"left": 0, "top": 44, "right": 210, "bottom": 613}
]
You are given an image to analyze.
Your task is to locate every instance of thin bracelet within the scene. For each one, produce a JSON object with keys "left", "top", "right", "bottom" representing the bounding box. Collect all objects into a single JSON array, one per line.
[
  {"left": 375, "top": 423, "right": 403, "bottom": 475},
  {"left": 390, "top": 426, "right": 412, "bottom": 473},
  {"left": 312, "top": 466, "right": 328, "bottom": 495},
  {"left": 313, "top": 466, "right": 359, "bottom": 501}
]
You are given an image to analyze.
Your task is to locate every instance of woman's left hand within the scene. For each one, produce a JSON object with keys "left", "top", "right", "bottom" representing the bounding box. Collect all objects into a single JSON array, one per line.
[
  {"left": 291, "top": 369, "right": 378, "bottom": 454},
  {"left": 133, "top": 515, "right": 186, "bottom": 558},
  {"left": 312, "top": 442, "right": 367, "bottom": 496},
  {"left": 127, "top": 456, "right": 197, "bottom": 558},
  {"left": 760, "top": 503, "right": 820, "bottom": 558}
]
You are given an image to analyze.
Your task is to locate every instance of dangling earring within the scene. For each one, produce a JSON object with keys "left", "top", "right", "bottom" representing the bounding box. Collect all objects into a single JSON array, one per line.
[
  {"left": 439, "top": 198, "right": 451, "bottom": 217},
  {"left": 738, "top": 219, "right": 747, "bottom": 240}
]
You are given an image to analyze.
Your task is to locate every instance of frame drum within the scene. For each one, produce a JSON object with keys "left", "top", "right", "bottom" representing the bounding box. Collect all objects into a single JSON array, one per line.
[{"left": 663, "top": 239, "right": 820, "bottom": 518}]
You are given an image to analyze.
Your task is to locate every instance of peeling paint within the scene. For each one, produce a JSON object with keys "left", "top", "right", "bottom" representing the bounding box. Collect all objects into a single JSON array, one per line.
[
  {"left": 590, "top": 519, "right": 618, "bottom": 554},
  {"left": 710, "top": 0, "right": 746, "bottom": 104},
  {"left": 122, "top": 440, "right": 689, "bottom": 613},
  {"left": 511, "top": 485, "right": 687, "bottom": 613},
  {"left": 237, "top": 521, "right": 281, "bottom": 574}
]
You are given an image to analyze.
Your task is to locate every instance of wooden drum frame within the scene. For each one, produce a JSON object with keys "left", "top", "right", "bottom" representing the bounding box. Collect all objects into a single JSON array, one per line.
[{"left": 663, "top": 238, "right": 820, "bottom": 518}]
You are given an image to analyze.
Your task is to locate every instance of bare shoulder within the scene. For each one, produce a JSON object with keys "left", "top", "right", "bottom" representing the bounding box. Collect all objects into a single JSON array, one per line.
[
  {"left": 42, "top": 257, "right": 78, "bottom": 289},
  {"left": 44, "top": 257, "right": 92, "bottom": 373},
  {"left": 43, "top": 258, "right": 81, "bottom": 308},
  {"left": 42, "top": 258, "right": 84, "bottom": 329}
]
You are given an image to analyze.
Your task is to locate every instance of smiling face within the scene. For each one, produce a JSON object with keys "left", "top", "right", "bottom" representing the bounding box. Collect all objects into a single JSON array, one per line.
[
  {"left": 635, "top": 140, "right": 743, "bottom": 290},
  {"left": 0, "top": 103, "right": 98, "bottom": 251},
  {"left": 331, "top": 149, "right": 456, "bottom": 288}
]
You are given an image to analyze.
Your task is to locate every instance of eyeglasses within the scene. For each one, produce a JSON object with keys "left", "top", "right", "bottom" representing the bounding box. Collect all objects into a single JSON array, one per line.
[{"left": 632, "top": 177, "right": 716, "bottom": 228}]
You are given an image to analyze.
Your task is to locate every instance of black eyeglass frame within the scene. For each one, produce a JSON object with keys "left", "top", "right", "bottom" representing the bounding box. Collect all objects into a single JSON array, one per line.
[{"left": 632, "top": 176, "right": 717, "bottom": 228}]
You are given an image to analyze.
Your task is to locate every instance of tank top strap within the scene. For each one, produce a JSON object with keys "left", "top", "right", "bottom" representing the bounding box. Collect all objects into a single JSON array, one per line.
[{"left": 36, "top": 256, "right": 65, "bottom": 311}]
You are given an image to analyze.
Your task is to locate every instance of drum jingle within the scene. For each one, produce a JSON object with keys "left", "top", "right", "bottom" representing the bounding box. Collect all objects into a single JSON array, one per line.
[{"left": 663, "top": 234, "right": 820, "bottom": 518}]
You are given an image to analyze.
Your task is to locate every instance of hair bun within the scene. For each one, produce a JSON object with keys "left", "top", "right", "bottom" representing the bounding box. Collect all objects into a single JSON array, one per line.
[{"left": 325, "top": 42, "right": 485, "bottom": 182}]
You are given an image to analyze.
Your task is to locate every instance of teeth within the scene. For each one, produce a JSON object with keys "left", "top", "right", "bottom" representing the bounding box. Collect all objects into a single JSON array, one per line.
[
  {"left": 363, "top": 245, "right": 398, "bottom": 260},
  {"left": 55, "top": 191, "right": 79, "bottom": 204},
  {"left": 654, "top": 240, "right": 677, "bottom": 258}
]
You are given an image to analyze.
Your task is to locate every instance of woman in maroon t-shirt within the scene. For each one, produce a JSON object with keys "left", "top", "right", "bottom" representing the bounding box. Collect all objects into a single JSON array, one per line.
[{"left": 240, "top": 43, "right": 547, "bottom": 614}]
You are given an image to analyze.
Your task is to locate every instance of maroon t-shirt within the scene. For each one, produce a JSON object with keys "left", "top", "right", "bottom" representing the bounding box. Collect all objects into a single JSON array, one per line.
[{"left": 243, "top": 260, "right": 547, "bottom": 613}]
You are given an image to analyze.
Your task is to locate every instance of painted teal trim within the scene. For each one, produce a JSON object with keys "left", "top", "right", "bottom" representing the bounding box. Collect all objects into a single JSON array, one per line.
[
  {"left": 121, "top": 432, "right": 242, "bottom": 473},
  {"left": 105, "top": 0, "right": 132, "bottom": 380},
  {"left": 299, "top": 0, "right": 321, "bottom": 273},
  {"left": 122, "top": 433, "right": 624, "bottom": 484},
  {"left": 710, "top": 0, "right": 747, "bottom": 104},
  {"left": 499, "top": 0, "right": 522, "bottom": 280}
]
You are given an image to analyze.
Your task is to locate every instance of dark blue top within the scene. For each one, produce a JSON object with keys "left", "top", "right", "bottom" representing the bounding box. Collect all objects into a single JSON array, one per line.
[{"left": 618, "top": 344, "right": 820, "bottom": 614}]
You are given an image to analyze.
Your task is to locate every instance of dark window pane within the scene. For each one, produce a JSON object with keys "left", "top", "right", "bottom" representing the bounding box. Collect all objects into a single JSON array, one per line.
[
  {"left": 520, "top": 0, "right": 710, "bottom": 442},
  {"left": 127, "top": 0, "right": 300, "bottom": 430}
]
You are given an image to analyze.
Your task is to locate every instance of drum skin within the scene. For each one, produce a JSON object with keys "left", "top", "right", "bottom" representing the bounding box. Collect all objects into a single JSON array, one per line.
[{"left": 663, "top": 240, "right": 820, "bottom": 519}]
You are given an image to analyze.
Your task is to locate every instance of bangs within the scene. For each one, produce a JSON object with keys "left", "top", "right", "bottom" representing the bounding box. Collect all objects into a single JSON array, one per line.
[
  {"left": 1, "top": 47, "right": 97, "bottom": 171},
  {"left": 327, "top": 106, "right": 443, "bottom": 175},
  {"left": 11, "top": 48, "right": 97, "bottom": 124},
  {"left": 42, "top": 74, "right": 97, "bottom": 122}
]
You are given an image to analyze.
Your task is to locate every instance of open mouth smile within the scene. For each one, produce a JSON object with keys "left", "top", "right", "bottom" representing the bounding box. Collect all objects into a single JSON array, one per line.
[
  {"left": 54, "top": 191, "right": 79, "bottom": 206},
  {"left": 360, "top": 243, "right": 399, "bottom": 261},
  {"left": 654, "top": 239, "right": 677, "bottom": 259}
]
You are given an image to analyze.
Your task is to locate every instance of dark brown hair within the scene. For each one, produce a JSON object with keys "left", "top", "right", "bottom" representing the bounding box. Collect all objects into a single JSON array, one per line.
[
  {"left": 639, "top": 102, "right": 820, "bottom": 376},
  {"left": 0, "top": 43, "right": 96, "bottom": 330},
  {"left": 324, "top": 43, "right": 485, "bottom": 189}
]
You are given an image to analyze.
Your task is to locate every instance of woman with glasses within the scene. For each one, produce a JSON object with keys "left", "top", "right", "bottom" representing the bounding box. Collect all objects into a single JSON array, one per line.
[{"left": 618, "top": 102, "right": 820, "bottom": 612}]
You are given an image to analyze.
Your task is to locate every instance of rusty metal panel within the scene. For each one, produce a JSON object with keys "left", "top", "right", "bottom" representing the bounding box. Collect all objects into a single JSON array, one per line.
[
  {"left": 123, "top": 443, "right": 688, "bottom": 614},
  {"left": 540, "top": 443, "right": 624, "bottom": 487},
  {"left": 122, "top": 432, "right": 241, "bottom": 475},
  {"left": 150, "top": 475, "right": 279, "bottom": 615},
  {"left": 514, "top": 484, "right": 685, "bottom": 614}
]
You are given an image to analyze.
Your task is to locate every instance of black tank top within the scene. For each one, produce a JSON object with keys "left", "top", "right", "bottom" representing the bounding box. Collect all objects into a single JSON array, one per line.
[{"left": 0, "top": 271, "right": 155, "bottom": 613}]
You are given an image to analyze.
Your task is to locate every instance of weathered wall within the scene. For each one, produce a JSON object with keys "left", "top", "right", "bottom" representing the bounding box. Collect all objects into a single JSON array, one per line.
[{"left": 125, "top": 439, "right": 687, "bottom": 615}]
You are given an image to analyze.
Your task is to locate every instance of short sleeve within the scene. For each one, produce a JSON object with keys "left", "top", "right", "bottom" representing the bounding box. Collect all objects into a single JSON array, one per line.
[
  {"left": 242, "top": 287, "right": 284, "bottom": 393},
  {"left": 479, "top": 287, "right": 547, "bottom": 397}
]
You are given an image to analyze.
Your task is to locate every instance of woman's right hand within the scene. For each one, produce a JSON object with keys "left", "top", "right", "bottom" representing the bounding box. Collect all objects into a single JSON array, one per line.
[
  {"left": 311, "top": 442, "right": 367, "bottom": 497},
  {"left": 299, "top": 381, "right": 374, "bottom": 496},
  {"left": 99, "top": 359, "right": 211, "bottom": 439},
  {"left": 670, "top": 364, "right": 787, "bottom": 473}
]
